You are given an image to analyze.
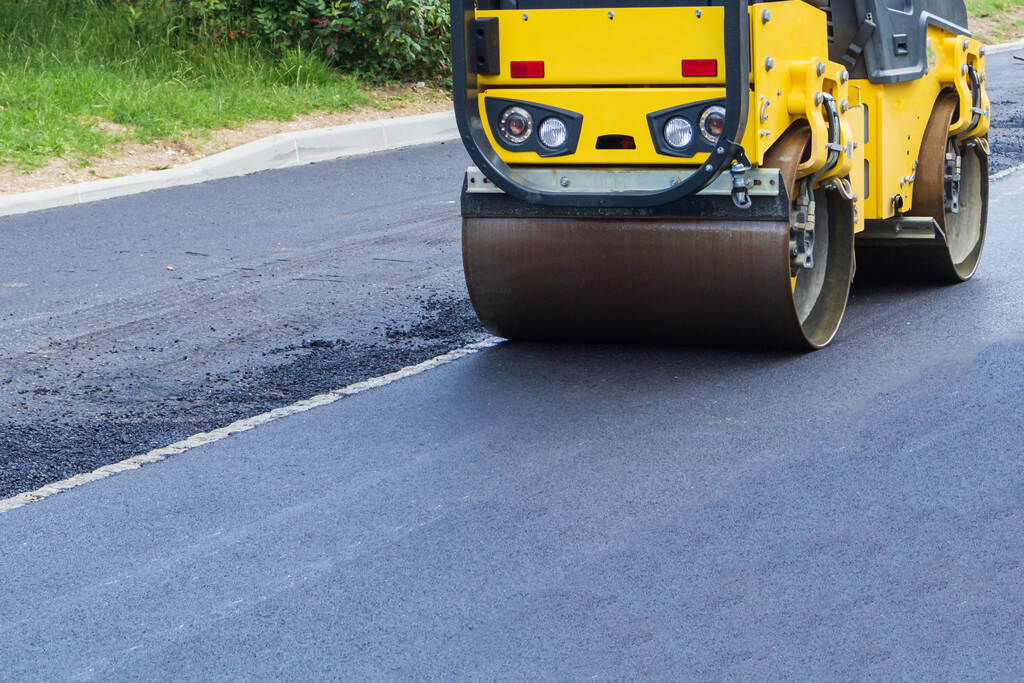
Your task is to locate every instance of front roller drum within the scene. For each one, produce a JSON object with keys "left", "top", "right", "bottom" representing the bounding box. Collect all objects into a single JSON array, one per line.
[{"left": 463, "top": 188, "right": 853, "bottom": 349}]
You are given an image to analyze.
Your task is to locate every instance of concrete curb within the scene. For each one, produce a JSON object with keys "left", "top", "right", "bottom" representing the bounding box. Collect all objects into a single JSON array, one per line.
[
  {"left": 0, "top": 111, "right": 458, "bottom": 218},
  {"left": 987, "top": 37, "right": 1024, "bottom": 55}
]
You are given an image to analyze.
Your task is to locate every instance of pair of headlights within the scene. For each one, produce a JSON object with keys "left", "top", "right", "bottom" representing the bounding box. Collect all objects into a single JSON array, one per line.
[
  {"left": 498, "top": 106, "right": 568, "bottom": 149},
  {"left": 662, "top": 105, "right": 726, "bottom": 150},
  {"left": 496, "top": 104, "right": 725, "bottom": 151}
]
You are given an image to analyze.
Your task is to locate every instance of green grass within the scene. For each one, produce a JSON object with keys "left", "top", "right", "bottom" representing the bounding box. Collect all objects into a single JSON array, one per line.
[
  {"left": 0, "top": 0, "right": 368, "bottom": 170},
  {"left": 965, "top": 0, "right": 1024, "bottom": 43},
  {"left": 966, "top": 0, "right": 1021, "bottom": 15}
]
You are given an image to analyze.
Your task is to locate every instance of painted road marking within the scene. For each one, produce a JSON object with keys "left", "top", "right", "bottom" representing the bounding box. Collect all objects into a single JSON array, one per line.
[
  {"left": 0, "top": 336, "right": 503, "bottom": 514},
  {"left": 991, "top": 162, "right": 1024, "bottom": 181}
]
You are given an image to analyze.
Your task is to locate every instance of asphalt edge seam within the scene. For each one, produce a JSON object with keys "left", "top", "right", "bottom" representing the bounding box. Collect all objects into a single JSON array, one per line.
[
  {"left": 0, "top": 336, "right": 503, "bottom": 514},
  {"left": 990, "top": 161, "right": 1024, "bottom": 180}
]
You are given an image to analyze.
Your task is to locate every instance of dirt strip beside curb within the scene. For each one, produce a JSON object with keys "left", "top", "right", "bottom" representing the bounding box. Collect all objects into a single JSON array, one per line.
[{"left": 0, "top": 111, "right": 457, "bottom": 218}]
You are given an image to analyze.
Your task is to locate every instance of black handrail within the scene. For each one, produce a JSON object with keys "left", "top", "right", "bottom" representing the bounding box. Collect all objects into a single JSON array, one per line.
[{"left": 451, "top": 0, "right": 751, "bottom": 208}]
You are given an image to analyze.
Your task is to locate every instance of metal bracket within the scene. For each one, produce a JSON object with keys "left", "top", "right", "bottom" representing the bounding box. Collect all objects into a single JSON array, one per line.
[
  {"left": 944, "top": 148, "right": 962, "bottom": 213},
  {"left": 729, "top": 151, "right": 753, "bottom": 209},
  {"left": 464, "top": 166, "right": 784, "bottom": 197},
  {"left": 858, "top": 217, "right": 947, "bottom": 243},
  {"left": 790, "top": 182, "right": 815, "bottom": 271}
]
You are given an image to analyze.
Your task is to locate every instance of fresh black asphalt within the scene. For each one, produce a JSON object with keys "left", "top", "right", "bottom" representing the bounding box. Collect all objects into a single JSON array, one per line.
[
  {"left": 988, "top": 50, "right": 1024, "bottom": 173},
  {"left": 0, "top": 50, "right": 1022, "bottom": 677}
]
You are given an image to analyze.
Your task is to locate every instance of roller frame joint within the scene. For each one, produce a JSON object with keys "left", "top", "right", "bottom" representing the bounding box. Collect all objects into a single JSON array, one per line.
[
  {"left": 944, "top": 148, "right": 962, "bottom": 214},
  {"left": 790, "top": 183, "right": 816, "bottom": 272},
  {"left": 729, "top": 150, "right": 754, "bottom": 210}
]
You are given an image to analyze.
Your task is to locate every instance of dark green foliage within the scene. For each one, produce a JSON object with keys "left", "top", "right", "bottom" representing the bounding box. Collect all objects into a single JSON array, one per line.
[{"left": 181, "top": 0, "right": 451, "bottom": 82}]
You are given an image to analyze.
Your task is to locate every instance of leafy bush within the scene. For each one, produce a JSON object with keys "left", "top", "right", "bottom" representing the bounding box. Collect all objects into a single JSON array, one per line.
[{"left": 182, "top": 0, "right": 451, "bottom": 82}]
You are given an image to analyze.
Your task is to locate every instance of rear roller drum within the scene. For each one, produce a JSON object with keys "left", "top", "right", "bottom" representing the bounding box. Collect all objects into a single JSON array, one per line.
[{"left": 462, "top": 127, "right": 854, "bottom": 349}]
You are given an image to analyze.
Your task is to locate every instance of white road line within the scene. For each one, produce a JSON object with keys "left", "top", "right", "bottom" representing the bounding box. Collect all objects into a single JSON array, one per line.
[
  {"left": 0, "top": 336, "right": 503, "bottom": 515},
  {"left": 991, "top": 162, "right": 1024, "bottom": 181}
]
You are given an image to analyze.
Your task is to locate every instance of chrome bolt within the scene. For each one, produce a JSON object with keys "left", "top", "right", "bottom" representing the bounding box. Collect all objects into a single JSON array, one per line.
[
  {"left": 695, "top": 8, "right": 702, "bottom": 17},
  {"left": 816, "top": 61, "right": 825, "bottom": 76},
  {"left": 522, "top": 12, "right": 528, "bottom": 20},
  {"left": 814, "top": 92, "right": 823, "bottom": 105},
  {"left": 840, "top": 69, "right": 849, "bottom": 84},
  {"left": 765, "top": 56, "right": 775, "bottom": 71},
  {"left": 717, "top": 146, "right": 725, "bottom": 154},
  {"left": 761, "top": 9, "right": 771, "bottom": 23},
  {"left": 962, "top": 39, "right": 969, "bottom": 50},
  {"left": 559, "top": 176, "right": 570, "bottom": 188},
  {"left": 608, "top": 10, "right": 614, "bottom": 19}
]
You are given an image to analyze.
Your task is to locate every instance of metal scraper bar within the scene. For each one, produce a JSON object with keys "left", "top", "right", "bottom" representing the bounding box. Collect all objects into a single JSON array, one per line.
[{"left": 465, "top": 166, "right": 783, "bottom": 196}]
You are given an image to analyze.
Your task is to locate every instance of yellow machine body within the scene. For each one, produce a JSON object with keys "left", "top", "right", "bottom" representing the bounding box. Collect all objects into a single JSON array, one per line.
[
  {"left": 474, "top": 1, "right": 988, "bottom": 228},
  {"left": 457, "top": 0, "right": 990, "bottom": 348}
]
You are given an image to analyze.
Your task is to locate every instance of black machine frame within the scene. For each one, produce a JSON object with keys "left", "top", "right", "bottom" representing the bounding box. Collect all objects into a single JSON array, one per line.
[{"left": 450, "top": 0, "right": 752, "bottom": 208}]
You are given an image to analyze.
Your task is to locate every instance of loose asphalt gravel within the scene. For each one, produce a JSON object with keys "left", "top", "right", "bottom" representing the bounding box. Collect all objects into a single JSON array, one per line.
[
  {"left": 0, "top": 50, "right": 1021, "bottom": 501},
  {"left": 987, "top": 50, "right": 1024, "bottom": 174},
  {"left": 0, "top": 141, "right": 484, "bottom": 496}
]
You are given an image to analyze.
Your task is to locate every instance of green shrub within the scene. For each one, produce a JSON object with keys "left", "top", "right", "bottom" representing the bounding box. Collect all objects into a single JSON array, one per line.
[{"left": 182, "top": 0, "right": 451, "bottom": 82}]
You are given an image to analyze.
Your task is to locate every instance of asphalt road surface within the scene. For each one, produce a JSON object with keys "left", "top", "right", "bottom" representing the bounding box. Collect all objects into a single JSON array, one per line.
[
  {"left": 1, "top": 51, "right": 1023, "bottom": 677},
  {"left": 2, "top": 51, "right": 1022, "bottom": 498}
]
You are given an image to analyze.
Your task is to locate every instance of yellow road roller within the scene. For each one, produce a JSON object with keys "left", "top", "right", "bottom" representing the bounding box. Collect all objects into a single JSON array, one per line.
[{"left": 451, "top": 0, "right": 990, "bottom": 348}]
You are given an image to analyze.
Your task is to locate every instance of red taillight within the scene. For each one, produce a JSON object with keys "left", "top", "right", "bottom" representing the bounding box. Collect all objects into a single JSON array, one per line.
[
  {"left": 681, "top": 59, "right": 718, "bottom": 77},
  {"left": 510, "top": 61, "right": 545, "bottom": 78}
]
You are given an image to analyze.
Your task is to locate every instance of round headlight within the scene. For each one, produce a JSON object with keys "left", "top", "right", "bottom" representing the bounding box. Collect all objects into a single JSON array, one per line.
[
  {"left": 663, "top": 117, "right": 694, "bottom": 150},
  {"left": 698, "top": 105, "right": 726, "bottom": 143},
  {"left": 538, "top": 118, "right": 568, "bottom": 149},
  {"left": 499, "top": 106, "right": 533, "bottom": 144}
]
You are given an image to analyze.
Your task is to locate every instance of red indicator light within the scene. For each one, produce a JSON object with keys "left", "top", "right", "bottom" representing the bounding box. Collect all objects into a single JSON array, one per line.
[
  {"left": 681, "top": 59, "right": 718, "bottom": 77},
  {"left": 510, "top": 61, "right": 545, "bottom": 78}
]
